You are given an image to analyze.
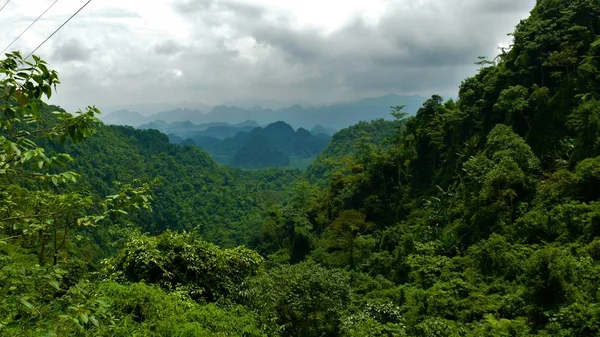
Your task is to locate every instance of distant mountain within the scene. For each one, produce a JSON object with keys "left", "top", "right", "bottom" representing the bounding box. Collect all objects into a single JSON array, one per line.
[
  {"left": 188, "top": 125, "right": 258, "bottom": 140},
  {"left": 273, "top": 94, "right": 424, "bottom": 129},
  {"left": 235, "top": 120, "right": 261, "bottom": 128},
  {"left": 190, "top": 135, "right": 222, "bottom": 150},
  {"left": 139, "top": 120, "right": 260, "bottom": 140},
  {"left": 222, "top": 98, "right": 295, "bottom": 110},
  {"left": 139, "top": 120, "right": 169, "bottom": 130},
  {"left": 167, "top": 133, "right": 184, "bottom": 144},
  {"left": 255, "top": 122, "right": 330, "bottom": 158},
  {"left": 310, "top": 125, "right": 337, "bottom": 136},
  {"left": 182, "top": 121, "right": 331, "bottom": 169},
  {"left": 201, "top": 94, "right": 424, "bottom": 129},
  {"left": 151, "top": 108, "right": 206, "bottom": 124},
  {"left": 231, "top": 135, "right": 289, "bottom": 169},
  {"left": 102, "top": 102, "right": 212, "bottom": 116},
  {"left": 103, "top": 94, "right": 426, "bottom": 130},
  {"left": 101, "top": 109, "right": 147, "bottom": 126}
]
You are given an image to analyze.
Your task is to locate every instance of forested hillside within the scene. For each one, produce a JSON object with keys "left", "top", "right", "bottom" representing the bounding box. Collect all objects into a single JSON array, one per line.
[
  {"left": 306, "top": 118, "right": 400, "bottom": 184},
  {"left": 140, "top": 119, "right": 330, "bottom": 169},
  {"left": 187, "top": 121, "right": 331, "bottom": 169},
  {"left": 59, "top": 122, "right": 300, "bottom": 246},
  {"left": 2, "top": 0, "right": 600, "bottom": 336}
]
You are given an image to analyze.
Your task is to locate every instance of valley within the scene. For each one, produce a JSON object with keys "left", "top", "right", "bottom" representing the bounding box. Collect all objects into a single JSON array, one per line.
[{"left": 2, "top": 1, "right": 600, "bottom": 336}]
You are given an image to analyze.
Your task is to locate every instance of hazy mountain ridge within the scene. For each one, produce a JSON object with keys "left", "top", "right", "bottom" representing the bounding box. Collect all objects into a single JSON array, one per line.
[
  {"left": 101, "top": 93, "right": 424, "bottom": 130},
  {"left": 310, "top": 125, "right": 337, "bottom": 136},
  {"left": 102, "top": 109, "right": 147, "bottom": 126},
  {"left": 139, "top": 120, "right": 261, "bottom": 140},
  {"left": 176, "top": 121, "right": 331, "bottom": 169}
]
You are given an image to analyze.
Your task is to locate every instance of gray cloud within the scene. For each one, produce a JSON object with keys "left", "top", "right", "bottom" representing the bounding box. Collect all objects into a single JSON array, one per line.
[
  {"left": 155, "top": 40, "right": 184, "bottom": 56},
  {"left": 469, "top": 0, "right": 534, "bottom": 13},
  {"left": 164, "top": 0, "right": 535, "bottom": 104},
  {"left": 86, "top": 8, "right": 141, "bottom": 19},
  {"left": 175, "top": 0, "right": 266, "bottom": 18},
  {"left": 16, "top": 0, "right": 534, "bottom": 113},
  {"left": 52, "top": 38, "right": 92, "bottom": 62}
]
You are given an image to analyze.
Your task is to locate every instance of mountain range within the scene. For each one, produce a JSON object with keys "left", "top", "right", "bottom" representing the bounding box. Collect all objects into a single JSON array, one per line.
[
  {"left": 100, "top": 94, "right": 425, "bottom": 130},
  {"left": 139, "top": 120, "right": 262, "bottom": 140},
  {"left": 167, "top": 121, "right": 331, "bottom": 169}
]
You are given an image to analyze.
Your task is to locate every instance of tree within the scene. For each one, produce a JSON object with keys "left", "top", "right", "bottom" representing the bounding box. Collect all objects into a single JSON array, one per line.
[
  {"left": 0, "top": 52, "right": 153, "bottom": 262},
  {"left": 315, "top": 210, "right": 373, "bottom": 270},
  {"left": 462, "top": 125, "right": 540, "bottom": 240},
  {"left": 105, "top": 231, "right": 263, "bottom": 303},
  {"left": 248, "top": 261, "right": 351, "bottom": 337},
  {"left": 0, "top": 51, "right": 152, "bottom": 331}
]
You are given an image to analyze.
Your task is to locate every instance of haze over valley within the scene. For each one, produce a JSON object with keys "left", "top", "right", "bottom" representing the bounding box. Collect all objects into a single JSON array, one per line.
[
  {"left": 100, "top": 93, "right": 425, "bottom": 130},
  {"left": 98, "top": 93, "right": 425, "bottom": 169}
]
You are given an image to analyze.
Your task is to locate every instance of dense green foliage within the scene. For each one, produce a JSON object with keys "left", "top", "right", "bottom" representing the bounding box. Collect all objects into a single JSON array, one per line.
[
  {"left": 54, "top": 123, "right": 300, "bottom": 246},
  {"left": 307, "top": 118, "right": 399, "bottom": 184},
  {"left": 231, "top": 134, "right": 290, "bottom": 168},
  {"left": 105, "top": 231, "right": 263, "bottom": 302},
  {"left": 3, "top": 0, "right": 600, "bottom": 336}
]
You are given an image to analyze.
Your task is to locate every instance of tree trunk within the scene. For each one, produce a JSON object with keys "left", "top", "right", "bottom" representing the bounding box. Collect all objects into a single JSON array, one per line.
[
  {"left": 39, "top": 229, "right": 48, "bottom": 265},
  {"left": 349, "top": 237, "right": 355, "bottom": 270},
  {"left": 53, "top": 225, "right": 58, "bottom": 266}
]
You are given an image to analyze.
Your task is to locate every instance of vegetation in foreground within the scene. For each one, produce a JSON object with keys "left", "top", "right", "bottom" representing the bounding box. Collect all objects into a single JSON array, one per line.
[{"left": 2, "top": 0, "right": 600, "bottom": 335}]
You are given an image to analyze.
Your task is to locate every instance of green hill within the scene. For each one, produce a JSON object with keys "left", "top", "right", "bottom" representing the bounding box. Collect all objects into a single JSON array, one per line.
[
  {"left": 200, "top": 121, "right": 331, "bottom": 169},
  {"left": 53, "top": 122, "right": 301, "bottom": 246},
  {"left": 3, "top": 1, "right": 600, "bottom": 336},
  {"left": 307, "top": 118, "right": 399, "bottom": 183},
  {"left": 232, "top": 135, "right": 290, "bottom": 168}
]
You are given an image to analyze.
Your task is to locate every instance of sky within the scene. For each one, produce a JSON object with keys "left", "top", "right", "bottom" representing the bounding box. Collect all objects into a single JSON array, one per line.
[{"left": 0, "top": 0, "right": 536, "bottom": 113}]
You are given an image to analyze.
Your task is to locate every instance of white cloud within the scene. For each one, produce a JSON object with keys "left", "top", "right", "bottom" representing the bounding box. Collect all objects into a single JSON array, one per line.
[{"left": 0, "top": 0, "right": 535, "bottom": 113}]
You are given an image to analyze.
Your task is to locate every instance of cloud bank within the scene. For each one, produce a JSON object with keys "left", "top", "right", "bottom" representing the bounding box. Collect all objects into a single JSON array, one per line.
[{"left": 0, "top": 0, "right": 535, "bottom": 113}]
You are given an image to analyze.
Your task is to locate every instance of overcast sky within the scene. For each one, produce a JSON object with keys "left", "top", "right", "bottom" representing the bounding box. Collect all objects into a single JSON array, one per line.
[{"left": 0, "top": 0, "right": 535, "bottom": 113}]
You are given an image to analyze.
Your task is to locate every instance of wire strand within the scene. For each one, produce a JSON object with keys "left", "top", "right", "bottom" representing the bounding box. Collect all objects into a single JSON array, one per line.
[
  {"left": 0, "top": 0, "right": 11, "bottom": 14},
  {"left": 1, "top": 0, "right": 60, "bottom": 55},
  {"left": 24, "top": 0, "right": 92, "bottom": 60}
]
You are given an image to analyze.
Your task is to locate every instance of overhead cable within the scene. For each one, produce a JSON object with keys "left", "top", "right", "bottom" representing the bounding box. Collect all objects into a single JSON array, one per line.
[
  {"left": 1, "top": 0, "right": 60, "bottom": 55},
  {"left": 0, "top": 0, "right": 11, "bottom": 14},
  {"left": 25, "top": 0, "right": 92, "bottom": 60}
]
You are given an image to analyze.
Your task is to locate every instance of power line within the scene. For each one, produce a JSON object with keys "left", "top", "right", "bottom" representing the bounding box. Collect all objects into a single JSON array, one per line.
[
  {"left": 25, "top": 0, "right": 92, "bottom": 60},
  {"left": 1, "top": 0, "right": 60, "bottom": 55},
  {"left": 0, "top": 0, "right": 11, "bottom": 14}
]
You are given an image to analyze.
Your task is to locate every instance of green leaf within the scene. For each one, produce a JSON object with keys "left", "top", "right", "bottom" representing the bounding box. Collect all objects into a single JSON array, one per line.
[
  {"left": 20, "top": 299, "right": 36, "bottom": 311},
  {"left": 49, "top": 280, "right": 61, "bottom": 290},
  {"left": 39, "top": 63, "right": 49, "bottom": 77},
  {"left": 15, "top": 72, "right": 29, "bottom": 79},
  {"left": 43, "top": 85, "right": 52, "bottom": 99},
  {"left": 79, "top": 313, "right": 89, "bottom": 324}
]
